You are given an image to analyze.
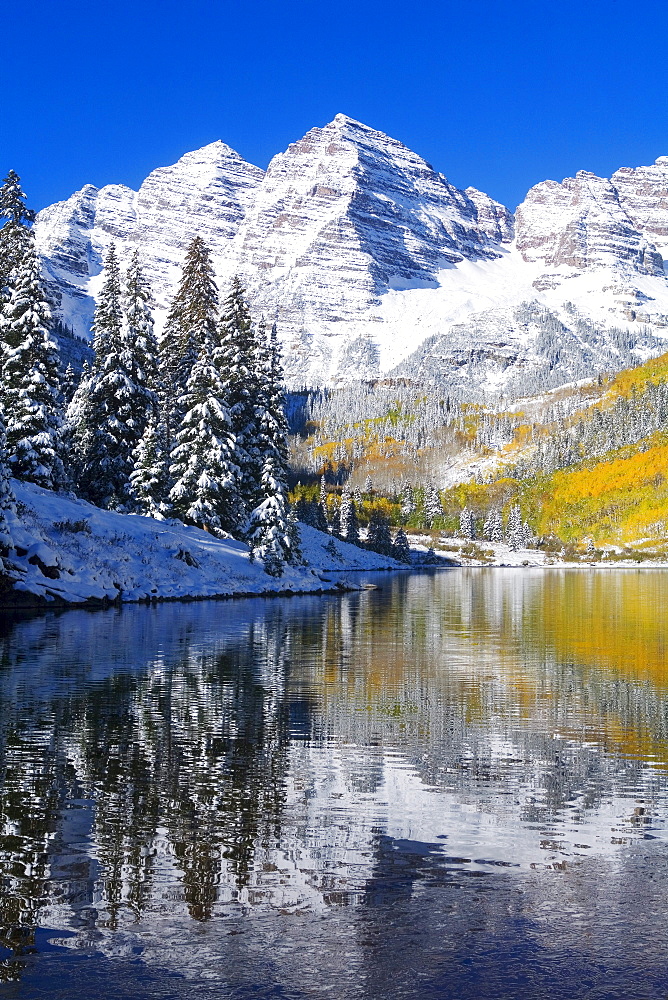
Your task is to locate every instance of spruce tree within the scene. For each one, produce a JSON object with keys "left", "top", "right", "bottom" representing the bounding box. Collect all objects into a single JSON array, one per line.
[
  {"left": 392, "top": 527, "right": 411, "bottom": 564},
  {"left": 217, "top": 277, "right": 263, "bottom": 517},
  {"left": 425, "top": 484, "right": 443, "bottom": 526},
  {"left": 247, "top": 323, "right": 300, "bottom": 571},
  {"left": 0, "top": 171, "right": 34, "bottom": 299},
  {"left": 366, "top": 510, "right": 393, "bottom": 556},
  {"left": 1, "top": 241, "right": 65, "bottom": 488},
  {"left": 340, "top": 494, "right": 360, "bottom": 545},
  {"left": 169, "top": 349, "right": 242, "bottom": 533},
  {"left": 506, "top": 504, "right": 523, "bottom": 550},
  {"left": 483, "top": 507, "right": 503, "bottom": 543},
  {"left": 401, "top": 483, "right": 415, "bottom": 522},
  {"left": 161, "top": 237, "right": 219, "bottom": 438},
  {"left": 459, "top": 506, "right": 475, "bottom": 540},
  {"left": 77, "top": 248, "right": 159, "bottom": 508},
  {"left": 129, "top": 414, "right": 171, "bottom": 517},
  {"left": 0, "top": 409, "right": 15, "bottom": 569}
]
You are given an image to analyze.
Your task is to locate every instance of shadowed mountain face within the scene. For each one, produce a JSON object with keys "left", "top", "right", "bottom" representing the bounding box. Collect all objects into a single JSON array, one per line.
[{"left": 34, "top": 119, "right": 668, "bottom": 389}]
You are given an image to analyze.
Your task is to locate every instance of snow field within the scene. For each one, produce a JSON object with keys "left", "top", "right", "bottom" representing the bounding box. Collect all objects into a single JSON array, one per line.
[{"left": 4, "top": 481, "right": 402, "bottom": 606}]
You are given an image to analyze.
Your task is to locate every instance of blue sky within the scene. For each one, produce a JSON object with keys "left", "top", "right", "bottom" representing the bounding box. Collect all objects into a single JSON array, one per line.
[{"left": 3, "top": 0, "right": 668, "bottom": 211}]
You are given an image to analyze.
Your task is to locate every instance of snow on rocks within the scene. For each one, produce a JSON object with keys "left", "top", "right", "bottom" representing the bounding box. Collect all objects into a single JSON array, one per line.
[{"left": 2, "top": 481, "right": 402, "bottom": 607}]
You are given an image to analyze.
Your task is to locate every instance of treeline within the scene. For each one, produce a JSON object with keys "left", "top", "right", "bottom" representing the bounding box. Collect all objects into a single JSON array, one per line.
[
  {"left": 510, "top": 378, "right": 668, "bottom": 479},
  {"left": 0, "top": 172, "right": 299, "bottom": 577}
]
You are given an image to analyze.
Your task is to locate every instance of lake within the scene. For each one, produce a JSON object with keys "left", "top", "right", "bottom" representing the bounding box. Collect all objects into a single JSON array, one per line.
[{"left": 1, "top": 568, "right": 668, "bottom": 999}]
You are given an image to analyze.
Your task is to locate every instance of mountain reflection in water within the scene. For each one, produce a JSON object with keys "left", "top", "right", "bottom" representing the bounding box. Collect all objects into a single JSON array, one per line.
[{"left": 1, "top": 568, "right": 668, "bottom": 999}]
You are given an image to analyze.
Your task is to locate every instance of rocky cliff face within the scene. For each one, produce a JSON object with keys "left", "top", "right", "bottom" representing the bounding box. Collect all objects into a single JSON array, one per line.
[
  {"left": 515, "top": 169, "right": 665, "bottom": 278},
  {"left": 36, "top": 142, "right": 264, "bottom": 334},
  {"left": 34, "top": 118, "right": 668, "bottom": 392}
]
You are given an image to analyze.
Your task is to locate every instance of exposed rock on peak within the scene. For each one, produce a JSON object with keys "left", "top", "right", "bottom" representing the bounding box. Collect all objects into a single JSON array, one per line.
[
  {"left": 516, "top": 168, "right": 664, "bottom": 276},
  {"left": 33, "top": 125, "right": 668, "bottom": 393}
]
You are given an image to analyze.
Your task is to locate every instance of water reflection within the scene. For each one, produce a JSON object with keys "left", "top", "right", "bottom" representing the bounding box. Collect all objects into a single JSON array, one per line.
[{"left": 1, "top": 569, "right": 668, "bottom": 997}]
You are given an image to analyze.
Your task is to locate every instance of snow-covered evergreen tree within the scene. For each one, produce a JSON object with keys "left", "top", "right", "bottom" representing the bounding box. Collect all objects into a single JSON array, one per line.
[
  {"left": 0, "top": 408, "right": 15, "bottom": 567},
  {"left": 0, "top": 170, "right": 34, "bottom": 300},
  {"left": 506, "top": 504, "right": 523, "bottom": 550},
  {"left": 366, "top": 510, "right": 393, "bottom": 556},
  {"left": 330, "top": 505, "right": 342, "bottom": 539},
  {"left": 319, "top": 475, "right": 329, "bottom": 525},
  {"left": 247, "top": 322, "right": 300, "bottom": 571},
  {"left": 1, "top": 241, "right": 65, "bottom": 488},
  {"left": 61, "top": 363, "right": 79, "bottom": 408},
  {"left": 459, "top": 506, "right": 475, "bottom": 540},
  {"left": 364, "top": 475, "right": 373, "bottom": 494},
  {"left": 160, "top": 236, "right": 219, "bottom": 437},
  {"left": 392, "top": 527, "right": 411, "bottom": 563},
  {"left": 340, "top": 494, "right": 360, "bottom": 545},
  {"left": 483, "top": 507, "right": 503, "bottom": 542},
  {"left": 129, "top": 414, "right": 171, "bottom": 517},
  {"left": 76, "top": 247, "right": 157, "bottom": 508},
  {"left": 425, "top": 484, "right": 443, "bottom": 526},
  {"left": 217, "top": 278, "right": 263, "bottom": 515},
  {"left": 401, "top": 483, "right": 415, "bottom": 521},
  {"left": 169, "top": 348, "right": 242, "bottom": 533}
]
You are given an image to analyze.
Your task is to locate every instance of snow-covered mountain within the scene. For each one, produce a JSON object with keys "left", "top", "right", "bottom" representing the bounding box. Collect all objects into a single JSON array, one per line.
[{"left": 34, "top": 116, "right": 668, "bottom": 392}]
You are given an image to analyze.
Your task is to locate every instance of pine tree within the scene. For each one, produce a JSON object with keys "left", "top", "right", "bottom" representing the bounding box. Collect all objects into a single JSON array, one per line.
[
  {"left": 169, "top": 349, "right": 242, "bottom": 533},
  {"left": 340, "top": 495, "right": 360, "bottom": 545},
  {"left": 366, "top": 510, "right": 393, "bottom": 555},
  {"left": 129, "top": 414, "right": 170, "bottom": 517},
  {"left": 425, "top": 484, "right": 443, "bottom": 526},
  {"left": 483, "top": 507, "right": 503, "bottom": 543},
  {"left": 160, "top": 236, "right": 219, "bottom": 439},
  {"left": 330, "top": 505, "right": 342, "bottom": 538},
  {"left": 392, "top": 527, "right": 411, "bottom": 564},
  {"left": 1, "top": 241, "right": 65, "bottom": 488},
  {"left": 364, "top": 475, "right": 373, "bottom": 494},
  {"left": 217, "top": 277, "right": 263, "bottom": 517},
  {"left": 77, "top": 247, "right": 157, "bottom": 508},
  {"left": 66, "top": 360, "right": 93, "bottom": 487},
  {"left": 0, "top": 409, "right": 15, "bottom": 568},
  {"left": 506, "top": 504, "right": 523, "bottom": 550},
  {"left": 319, "top": 475, "right": 329, "bottom": 526},
  {"left": 0, "top": 171, "right": 34, "bottom": 300},
  {"left": 401, "top": 483, "right": 415, "bottom": 522},
  {"left": 61, "top": 363, "right": 79, "bottom": 408},
  {"left": 247, "top": 323, "right": 300, "bottom": 571},
  {"left": 459, "top": 506, "right": 475, "bottom": 540}
]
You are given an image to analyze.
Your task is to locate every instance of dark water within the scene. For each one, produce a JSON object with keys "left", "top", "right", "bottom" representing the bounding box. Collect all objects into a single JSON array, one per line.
[{"left": 2, "top": 568, "right": 668, "bottom": 999}]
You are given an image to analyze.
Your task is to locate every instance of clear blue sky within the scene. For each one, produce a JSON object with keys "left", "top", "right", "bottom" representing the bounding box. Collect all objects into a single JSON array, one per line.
[{"left": 3, "top": 0, "right": 668, "bottom": 212}]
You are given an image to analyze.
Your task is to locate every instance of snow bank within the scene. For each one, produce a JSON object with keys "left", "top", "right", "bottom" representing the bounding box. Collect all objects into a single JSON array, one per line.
[{"left": 2, "top": 481, "right": 402, "bottom": 607}]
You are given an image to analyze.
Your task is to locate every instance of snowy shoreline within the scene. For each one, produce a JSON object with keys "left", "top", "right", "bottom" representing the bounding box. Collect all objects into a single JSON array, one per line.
[
  {"left": 0, "top": 481, "right": 404, "bottom": 610},
  {"left": 408, "top": 533, "right": 668, "bottom": 571}
]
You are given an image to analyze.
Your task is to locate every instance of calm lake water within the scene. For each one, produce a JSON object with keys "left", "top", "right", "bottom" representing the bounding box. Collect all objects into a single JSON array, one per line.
[{"left": 2, "top": 568, "right": 668, "bottom": 999}]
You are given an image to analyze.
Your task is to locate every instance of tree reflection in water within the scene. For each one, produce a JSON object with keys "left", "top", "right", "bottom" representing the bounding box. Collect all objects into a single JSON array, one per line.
[{"left": 0, "top": 570, "right": 667, "bottom": 997}]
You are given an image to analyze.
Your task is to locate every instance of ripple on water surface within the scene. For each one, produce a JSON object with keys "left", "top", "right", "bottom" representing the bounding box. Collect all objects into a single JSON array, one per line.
[{"left": 1, "top": 568, "right": 668, "bottom": 998}]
